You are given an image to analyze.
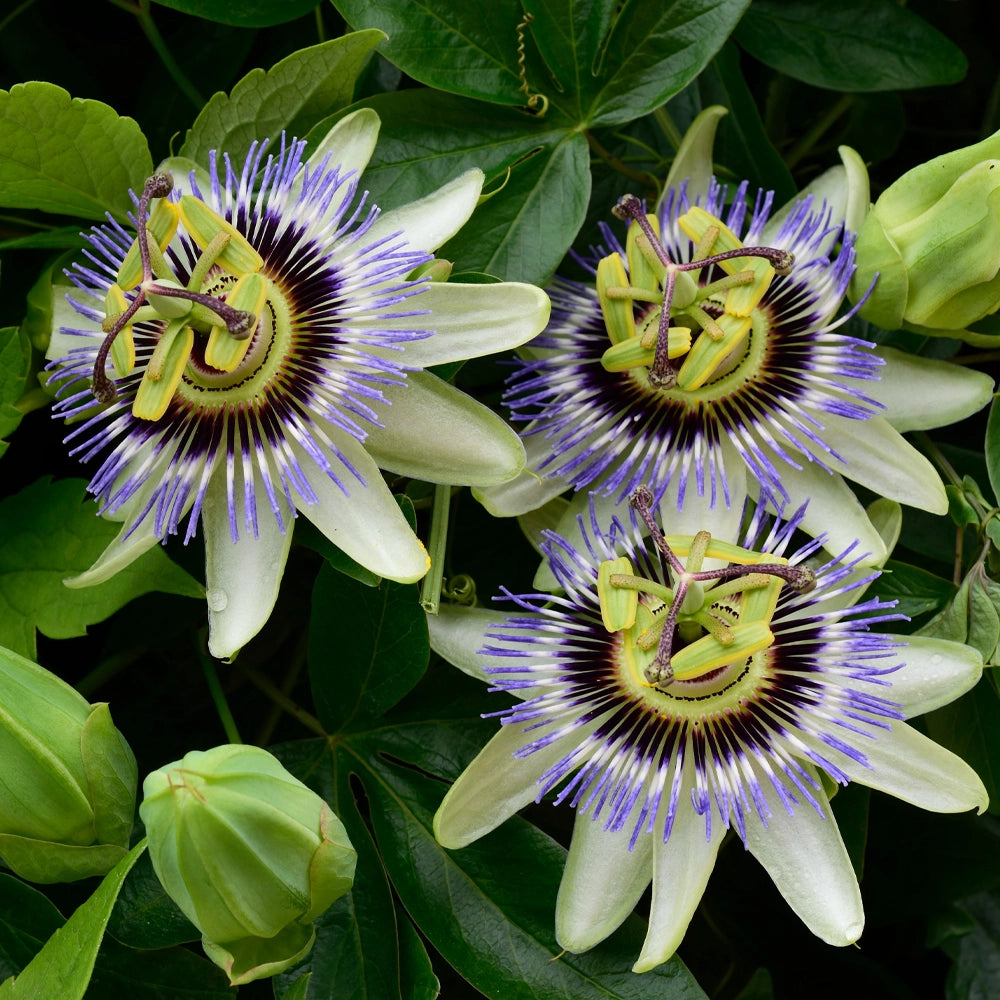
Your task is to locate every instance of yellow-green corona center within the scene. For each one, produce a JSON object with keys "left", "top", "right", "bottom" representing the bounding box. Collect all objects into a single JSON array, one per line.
[
  {"left": 98, "top": 179, "right": 275, "bottom": 421},
  {"left": 597, "top": 203, "right": 790, "bottom": 396}
]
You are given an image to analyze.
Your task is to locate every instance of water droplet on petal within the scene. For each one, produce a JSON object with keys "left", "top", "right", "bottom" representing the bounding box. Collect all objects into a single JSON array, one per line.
[{"left": 207, "top": 588, "right": 229, "bottom": 612}]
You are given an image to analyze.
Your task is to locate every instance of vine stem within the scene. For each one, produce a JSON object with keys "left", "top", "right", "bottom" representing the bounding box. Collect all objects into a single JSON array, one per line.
[
  {"left": 586, "top": 130, "right": 660, "bottom": 188},
  {"left": 195, "top": 633, "right": 243, "bottom": 744},
  {"left": 420, "top": 483, "right": 452, "bottom": 615},
  {"left": 238, "top": 662, "right": 327, "bottom": 738}
]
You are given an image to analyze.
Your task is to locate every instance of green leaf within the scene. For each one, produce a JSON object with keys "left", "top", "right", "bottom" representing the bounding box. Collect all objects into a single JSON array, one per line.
[
  {"left": 0, "top": 228, "right": 87, "bottom": 251},
  {"left": 968, "top": 566, "right": 1000, "bottom": 666},
  {"left": 0, "top": 478, "right": 204, "bottom": 659},
  {"left": 0, "top": 839, "right": 145, "bottom": 1000},
  {"left": 879, "top": 560, "right": 958, "bottom": 619},
  {"left": 0, "top": 327, "right": 29, "bottom": 457},
  {"left": 584, "top": 0, "right": 750, "bottom": 127},
  {"left": 360, "top": 757, "right": 708, "bottom": 1000},
  {"left": 179, "top": 30, "right": 386, "bottom": 167},
  {"left": 152, "top": 0, "right": 318, "bottom": 26},
  {"left": 0, "top": 83, "right": 152, "bottom": 221},
  {"left": 308, "top": 562, "right": 429, "bottom": 732},
  {"left": 985, "top": 397, "right": 1000, "bottom": 508},
  {"left": 278, "top": 973, "right": 311, "bottom": 1000},
  {"left": 734, "top": 0, "right": 967, "bottom": 92},
  {"left": 330, "top": 0, "right": 527, "bottom": 106}
]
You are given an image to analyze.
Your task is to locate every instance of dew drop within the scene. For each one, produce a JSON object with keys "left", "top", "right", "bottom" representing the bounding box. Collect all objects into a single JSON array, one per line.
[{"left": 207, "top": 588, "right": 229, "bottom": 612}]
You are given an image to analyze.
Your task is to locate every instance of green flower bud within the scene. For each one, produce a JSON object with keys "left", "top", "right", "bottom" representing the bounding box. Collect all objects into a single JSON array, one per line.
[
  {"left": 0, "top": 647, "right": 137, "bottom": 883},
  {"left": 139, "top": 745, "right": 356, "bottom": 986},
  {"left": 850, "top": 128, "right": 1000, "bottom": 331}
]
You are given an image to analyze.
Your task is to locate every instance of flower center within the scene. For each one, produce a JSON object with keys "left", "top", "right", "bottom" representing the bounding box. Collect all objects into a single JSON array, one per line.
[
  {"left": 597, "top": 487, "right": 815, "bottom": 690},
  {"left": 92, "top": 173, "right": 274, "bottom": 420},
  {"left": 597, "top": 193, "right": 794, "bottom": 395}
]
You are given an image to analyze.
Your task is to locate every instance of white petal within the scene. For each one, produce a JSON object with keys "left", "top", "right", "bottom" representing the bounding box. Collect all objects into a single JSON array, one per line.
[
  {"left": 634, "top": 798, "right": 725, "bottom": 972},
  {"left": 818, "top": 721, "right": 988, "bottom": 814},
  {"left": 372, "top": 282, "right": 550, "bottom": 366},
  {"left": 203, "top": 470, "right": 294, "bottom": 662},
  {"left": 48, "top": 288, "right": 102, "bottom": 360},
  {"left": 158, "top": 155, "right": 211, "bottom": 198},
  {"left": 304, "top": 108, "right": 381, "bottom": 181},
  {"left": 433, "top": 725, "right": 582, "bottom": 849},
  {"left": 556, "top": 811, "right": 652, "bottom": 953},
  {"left": 474, "top": 429, "right": 573, "bottom": 517},
  {"left": 874, "top": 346, "right": 994, "bottom": 433},
  {"left": 780, "top": 463, "right": 888, "bottom": 566},
  {"left": 363, "top": 168, "right": 484, "bottom": 254},
  {"left": 290, "top": 432, "right": 430, "bottom": 583},
  {"left": 820, "top": 413, "right": 947, "bottom": 514},
  {"left": 533, "top": 491, "right": 623, "bottom": 590},
  {"left": 744, "top": 775, "right": 864, "bottom": 947},
  {"left": 63, "top": 510, "right": 163, "bottom": 589},
  {"left": 428, "top": 605, "right": 544, "bottom": 688},
  {"left": 364, "top": 372, "right": 525, "bottom": 486},
  {"left": 517, "top": 495, "right": 571, "bottom": 556},
  {"left": 884, "top": 636, "right": 984, "bottom": 718}
]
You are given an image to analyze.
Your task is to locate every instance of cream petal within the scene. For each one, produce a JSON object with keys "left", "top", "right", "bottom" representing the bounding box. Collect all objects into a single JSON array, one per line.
[
  {"left": 203, "top": 470, "right": 294, "bottom": 662},
  {"left": 882, "top": 636, "right": 983, "bottom": 719},
  {"left": 873, "top": 346, "right": 994, "bottom": 433},
  {"left": 744, "top": 774, "right": 864, "bottom": 947},
  {"left": 290, "top": 432, "right": 430, "bottom": 583},
  {"left": 364, "top": 372, "right": 525, "bottom": 486},
  {"left": 371, "top": 282, "right": 550, "bottom": 366},
  {"left": 428, "top": 605, "right": 545, "bottom": 687},
  {"left": 363, "top": 168, "right": 484, "bottom": 254},
  {"left": 556, "top": 810, "right": 652, "bottom": 953},
  {"left": 303, "top": 108, "right": 381, "bottom": 183},
  {"left": 820, "top": 413, "right": 947, "bottom": 514},
  {"left": 434, "top": 725, "right": 583, "bottom": 849},
  {"left": 780, "top": 463, "right": 888, "bottom": 566},
  {"left": 633, "top": 795, "right": 725, "bottom": 973},
  {"left": 816, "top": 721, "right": 988, "bottom": 814}
]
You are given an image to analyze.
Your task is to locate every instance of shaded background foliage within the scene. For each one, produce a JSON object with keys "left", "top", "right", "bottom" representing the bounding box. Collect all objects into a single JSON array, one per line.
[{"left": 2, "top": 1, "right": 1000, "bottom": 998}]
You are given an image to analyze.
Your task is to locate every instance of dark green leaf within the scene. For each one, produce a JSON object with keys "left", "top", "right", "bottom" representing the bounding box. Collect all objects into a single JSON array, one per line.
[
  {"left": 690, "top": 42, "right": 797, "bottom": 203},
  {"left": 106, "top": 850, "right": 198, "bottom": 950},
  {"left": 925, "top": 675, "right": 1000, "bottom": 816},
  {"left": 151, "top": 0, "right": 318, "bottom": 27},
  {"left": 945, "top": 891, "right": 1000, "bottom": 1000},
  {"left": 0, "top": 875, "right": 64, "bottom": 982},
  {"left": 733, "top": 969, "right": 775, "bottom": 1000},
  {"left": 278, "top": 973, "right": 311, "bottom": 1000},
  {"left": 294, "top": 519, "right": 381, "bottom": 588},
  {"left": 878, "top": 560, "right": 958, "bottom": 619},
  {"left": 585, "top": 0, "right": 750, "bottom": 128},
  {"left": 830, "top": 783, "right": 869, "bottom": 881},
  {"left": 0, "top": 478, "right": 204, "bottom": 659},
  {"left": 330, "top": 0, "right": 527, "bottom": 106},
  {"left": 0, "top": 327, "right": 29, "bottom": 457},
  {"left": 180, "top": 31, "right": 385, "bottom": 167},
  {"left": 398, "top": 915, "right": 439, "bottom": 1000},
  {"left": 315, "top": 89, "right": 586, "bottom": 285},
  {"left": 360, "top": 758, "right": 708, "bottom": 1000},
  {"left": 986, "top": 397, "right": 1000, "bottom": 508},
  {"left": 87, "top": 937, "right": 234, "bottom": 999},
  {"left": 0, "top": 229, "right": 87, "bottom": 251},
  {"left": 734, "top": 0, "right": 967, "bottom": 92},
  {"left": 308, "top": 563, "right": 429, "bottom": 732},
  {"left": 0, "top": 83, "right": 152, "bottom": 221}
]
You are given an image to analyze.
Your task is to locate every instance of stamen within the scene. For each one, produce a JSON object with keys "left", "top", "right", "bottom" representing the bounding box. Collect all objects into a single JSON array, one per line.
[{"left": 144, "top": 282, "right": 256, "bottom": 338}]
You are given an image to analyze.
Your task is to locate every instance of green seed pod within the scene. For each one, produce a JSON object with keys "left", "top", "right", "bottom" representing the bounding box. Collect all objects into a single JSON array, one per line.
[
  {"left": 850, "top": 128, "right": 1000, "bottom": 332},
  {"left": 140, "top": 745, "right": 357, "bottom": 986},
  {"left": 0, "top": 647, "right": 137, "bottom": 883}
]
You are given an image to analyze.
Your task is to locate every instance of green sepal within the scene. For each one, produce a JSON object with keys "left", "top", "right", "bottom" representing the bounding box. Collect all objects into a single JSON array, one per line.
[
  {"left": 596, "top": 254, "right": 636, "bottom": 345},
  {"left": 598, "top": 557, "right": 639, "bottom": 633},
  {"left": 671, "top": 621, "right": 773, "bottom": 681},
  {"left": 201, "top": 923, "right": 316, "bottom": 987},
  {"left": 204, "top": 272, "right": 269, "bottom": 372},
  {"left": 0, "top": 834, "right": 127, "bottom": 884},
  {"left": 81, "top": 702, "right": 137, "bottom": 849},
  {"left": 103, "top": 285, "right": 134, "bottom": 378},
  {"left": 850, "top": 212, "right": 907, "bottom": 329},
  {"left": 676, "top": 313, "right": 751, "bottom": 390},
  {"left": 177, "top": 195, "right": 263, "bottom": 276},
  {"left": 117, "top": 200, "right": 179, "bottom": 291},
  {"left": 132, "top": 319, "right": 193, "bottom": 420}
]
